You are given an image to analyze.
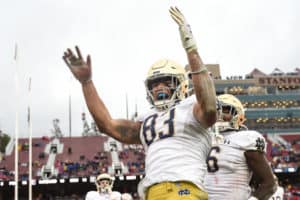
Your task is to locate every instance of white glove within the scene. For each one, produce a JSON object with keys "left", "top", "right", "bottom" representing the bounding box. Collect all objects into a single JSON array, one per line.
[{"left": 169, "top": 6, "right": 197, "bottom": 52}]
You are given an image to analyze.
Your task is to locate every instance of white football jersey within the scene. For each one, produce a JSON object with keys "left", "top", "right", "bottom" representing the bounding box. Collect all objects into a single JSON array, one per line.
[
  {"left": 138, "top": 95, "right": 212, "bottom": 197},
  {"left": 86, "top": 191, "right": 109, "bottom": 200},
  {"left": 85, "top": 191, "right": 121, "bottom": 200},
  {"left": 268, "top": 186, "right": 284, "bottom": 200},
  {"left": 204, "top": 130, "right": 267, "bottom": 200}
]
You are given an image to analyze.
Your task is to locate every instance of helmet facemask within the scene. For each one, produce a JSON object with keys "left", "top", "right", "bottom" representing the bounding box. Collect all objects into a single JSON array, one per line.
[
  {"left": 146, "top": 75, "right": 184, "bottom": 110},
  {"left": 213, "top": 94, "right": 246, "bottom": 133},
  {"left": 95, "top": 173, "right": 114, "bottom": 194}
]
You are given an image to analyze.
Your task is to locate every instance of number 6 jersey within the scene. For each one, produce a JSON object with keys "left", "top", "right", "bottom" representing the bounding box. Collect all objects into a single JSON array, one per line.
[
  {"left": 137, "top": 95, "right": 212, "bottom": 196},
  {"left": 204, "top": 130, "right": 267, "bottom": 200}
]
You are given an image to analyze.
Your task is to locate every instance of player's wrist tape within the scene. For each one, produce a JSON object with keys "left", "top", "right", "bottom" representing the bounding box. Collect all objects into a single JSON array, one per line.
[
  {"left": 81, "top": 78, "right": 92, "bottom": 85},
  {"left": 190, "top": 66, "right": 208, "bottom": 75},
  {"left": 179, "top": 24, "right": 197, "bottom": 52}
]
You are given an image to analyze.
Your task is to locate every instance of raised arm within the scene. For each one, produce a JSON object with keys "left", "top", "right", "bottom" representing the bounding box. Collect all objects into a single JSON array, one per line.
[
  {"left": 62, "top": 46, "right": 141, "bottom": 144},
  {"left": 169, "top": 7, "right": 217, "bottom": 128}
]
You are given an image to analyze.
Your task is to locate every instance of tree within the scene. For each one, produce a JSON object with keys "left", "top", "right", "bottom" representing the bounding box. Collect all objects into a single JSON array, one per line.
[{"left": 0, "top": 132, "right": 11, "bottom": 153}]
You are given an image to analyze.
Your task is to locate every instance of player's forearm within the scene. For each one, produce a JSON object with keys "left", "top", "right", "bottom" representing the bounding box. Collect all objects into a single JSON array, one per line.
[
  {"left": 169, "top": 7, "right": 217, "bottom": 126},
  {"left": 188, "top": 50, "right": 217, "bottom": 126},
  {"left": 81, "top": 80, "right": 113, "bottom": 134},
  {"left": 245, "top": 151, "right": 277, "bottom": 200},
  {"left": 82, "top": 81, "right": 141, "bottom": 144}
]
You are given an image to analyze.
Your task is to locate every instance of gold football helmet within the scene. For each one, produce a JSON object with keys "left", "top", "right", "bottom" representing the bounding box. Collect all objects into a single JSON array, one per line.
[
  {"left": 145, "top": 59, "right": 188, "bottom": 110},
  {"left": 214, "top": 94, "right": 246, "bottom": 132},
  {"left": 95, "top": 173, "right": 114, "bottom": 193}
]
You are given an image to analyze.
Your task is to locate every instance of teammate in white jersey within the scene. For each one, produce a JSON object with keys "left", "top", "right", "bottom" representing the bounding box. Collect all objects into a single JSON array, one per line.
[
  {"left": 85, "top": 173, "right": 121, "bottom": 200},
  {"left": 204, "top": 94, "right": 277, "bottom": 200},
  {"left": 63, "top": 6, "right": 216, "bottom": 200}
]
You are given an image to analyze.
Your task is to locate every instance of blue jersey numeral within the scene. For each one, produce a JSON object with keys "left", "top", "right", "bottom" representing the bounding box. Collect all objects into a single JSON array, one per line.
[{"left": 142, "top": 108, "right": 175, "bottom": 146}]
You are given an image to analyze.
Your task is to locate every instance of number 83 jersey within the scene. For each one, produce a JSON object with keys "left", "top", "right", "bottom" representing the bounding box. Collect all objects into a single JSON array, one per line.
[{"left": 138, "top": 95, "right": 212, "bottom": 193}]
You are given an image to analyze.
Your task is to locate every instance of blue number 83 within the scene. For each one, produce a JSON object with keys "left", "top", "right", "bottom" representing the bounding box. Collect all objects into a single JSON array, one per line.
[{"left": 142, "top": 108, "right": 175, "bottom": 146}]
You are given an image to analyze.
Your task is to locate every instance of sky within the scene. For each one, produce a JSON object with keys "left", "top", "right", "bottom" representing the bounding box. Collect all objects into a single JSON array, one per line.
[{"left": 0, "top": 0, "right": 299, "bottom": 138}]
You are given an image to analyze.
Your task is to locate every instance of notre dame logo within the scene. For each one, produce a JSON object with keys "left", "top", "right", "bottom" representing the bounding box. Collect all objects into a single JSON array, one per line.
[{"left": 255, "top": 137, "right": 265, "bottom": 152}]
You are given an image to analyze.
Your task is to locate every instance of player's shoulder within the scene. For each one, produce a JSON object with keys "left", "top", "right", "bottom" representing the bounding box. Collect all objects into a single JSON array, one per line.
[
  {"left": 178, "top": 94, "right": 196, "bottom": 106},
  {"left": 231, "top": 130, "right": 266, "bottom": 152},
  {"left": 169, "top": 94, "right": 196, "bottom": 114},
  {"left": 86, "top": 191, "right": 99, "bottom": 196},
  {"left": 226, "top": 130, "right": 262, "bottom": 141},
  {"left": 235, "top": 130, "right": 264, "bottom": 139},
  {"left": 137, "top": 107, "right": 156, "bottom": 122},
  {"left": 85, "top": 191, "right": 100, "bottom": 200},
  {"left": 138, "top": 95, "right": 195, "bottom": 120}
]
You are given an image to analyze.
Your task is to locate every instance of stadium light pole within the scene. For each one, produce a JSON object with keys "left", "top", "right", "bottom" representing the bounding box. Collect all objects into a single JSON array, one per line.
[
  {"left": 14, "top": 43, "right": 19, "bottom": 200},
  {"left": 134, "top": 98, "right": 138, "bottom": 120},
  {"left": 126, "top": 93, "right": 129, "bottom": 120},
  {"left": 28, "top": 78, "right": 32, "bottom": 200},
  {"left": 69, "top": 77, "right": 72, "bottom": 137}
]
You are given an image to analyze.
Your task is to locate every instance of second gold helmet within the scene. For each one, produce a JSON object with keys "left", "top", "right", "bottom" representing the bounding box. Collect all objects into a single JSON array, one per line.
[{"left": 215, "top": 94, "right": 246, "bottom": 132}]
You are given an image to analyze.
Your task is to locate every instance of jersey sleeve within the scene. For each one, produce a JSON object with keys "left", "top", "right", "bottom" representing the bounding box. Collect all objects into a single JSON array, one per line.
[{"left": 239, "top": 130, "right": 267, "bottom": 153}]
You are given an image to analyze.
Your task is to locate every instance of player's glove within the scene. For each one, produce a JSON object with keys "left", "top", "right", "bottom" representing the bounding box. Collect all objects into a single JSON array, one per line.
[{"left": 169, "top": 6, "right": 197, "bottom": 52}]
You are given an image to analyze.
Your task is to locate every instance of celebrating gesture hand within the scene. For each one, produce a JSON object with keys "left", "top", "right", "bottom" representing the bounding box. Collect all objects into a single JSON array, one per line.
[
  {"left": 169, "top": 6, "right": 197, "bottom": 52},
  {"left": 62, "top": 46, "right": 92, "bottom": 84}
]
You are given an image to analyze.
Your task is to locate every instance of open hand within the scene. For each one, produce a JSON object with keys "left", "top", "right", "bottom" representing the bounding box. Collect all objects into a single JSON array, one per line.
[
  {"left": 62, "top": 46, "right": 92, "bottom": 84},
  {"left": 169, "top": 6, "right": 197, "bottom": 52},
  {"left": 169, "top": 6, "right": 187, "bottom": 26}
]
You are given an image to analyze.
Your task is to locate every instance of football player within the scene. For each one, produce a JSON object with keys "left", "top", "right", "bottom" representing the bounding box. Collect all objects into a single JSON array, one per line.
[
  {"left": 63, "top": 6, "right": 216, "bottom": 200},
  {"left": 85, "top": 173, "right": 121, "bottom": 200},
  {"left": 204, "top": 94, "right": 277, "bottom": 200}
]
